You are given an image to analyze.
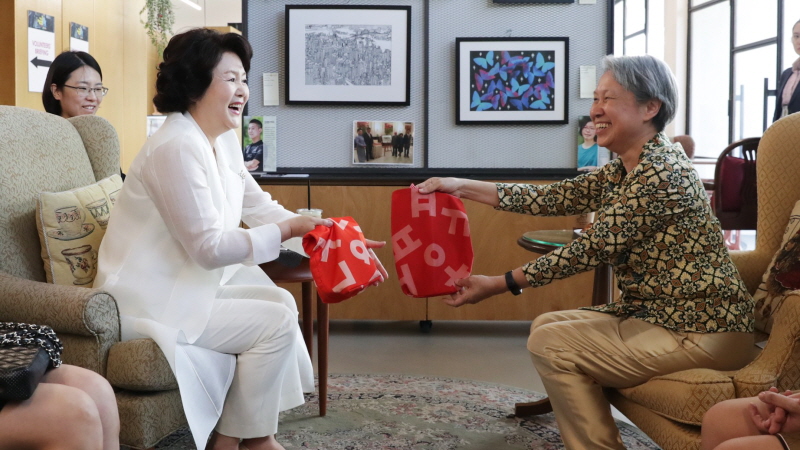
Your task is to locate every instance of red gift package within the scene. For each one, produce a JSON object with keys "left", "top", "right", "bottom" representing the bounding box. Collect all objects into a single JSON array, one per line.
[
  {"left": 303, "top": 217, "right": 383, "bottom": 304},
  {"left": 391, "top": 185, "right": 473, "bottom": 297}
]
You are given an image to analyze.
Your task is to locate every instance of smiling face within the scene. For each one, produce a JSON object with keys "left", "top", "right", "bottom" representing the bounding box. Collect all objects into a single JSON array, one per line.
[
  {"left": 581, "top": 121, "right": 596, "bottom": 143},
  {"left": 590, "top": 71, "right": 660, "bottom": 156},
  {"left": 188, "top": 51, "right": 249, "bottom": 145},
  {"left": 247, "top": 122, "right": 261, "bottom": 142},
  {"left": 793, "top": 21, "right": 800, "bottom": 56},
  {"left": 52, "top": 66, "right": 104, "bottom": 118}
]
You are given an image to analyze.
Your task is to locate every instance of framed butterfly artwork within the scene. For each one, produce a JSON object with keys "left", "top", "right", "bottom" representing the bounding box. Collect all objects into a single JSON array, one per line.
[
  {"left": 456, "top": 37, "right": 569, "bottom": 125},
  {"left": 285, "top": 5, "right": 411, "bottom": 106}
]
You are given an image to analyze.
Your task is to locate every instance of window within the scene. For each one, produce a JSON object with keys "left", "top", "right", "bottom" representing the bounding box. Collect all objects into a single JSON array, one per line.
[
  {"left": 614, "top": 0, "right": 664, "bottom": 59},
  {"left": 687, "top": 0, "right": 794, "bottom": 161}
]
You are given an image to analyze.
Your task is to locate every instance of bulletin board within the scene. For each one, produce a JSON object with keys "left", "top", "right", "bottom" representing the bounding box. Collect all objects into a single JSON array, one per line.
[{"left": 244, "top": 0, "right": 611, "bottom": 176}]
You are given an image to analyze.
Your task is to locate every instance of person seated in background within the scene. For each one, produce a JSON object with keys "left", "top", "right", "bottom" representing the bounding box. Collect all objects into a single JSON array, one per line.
[
  {"left": 702, "top": 388, "right": 800, "bottom": 450},
  {"left": 42, "top": 51, "right": 108, "bottom": 119},
  {"left": 94, "top": 28, "right": 386, "bottom": 450},
  {"left": 417, "top": 55, "right": 754, "bottom": 450},
  {"left": 41, "top": 50, "right": 125, "bottom": 180},
  {"left": 0, "top": 364, "right": 119, "bottom": 450}
]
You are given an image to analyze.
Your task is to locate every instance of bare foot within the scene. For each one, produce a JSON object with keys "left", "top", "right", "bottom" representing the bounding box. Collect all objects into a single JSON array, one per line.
[
  {"left": 206, "top": 431, "right": 239, "bottom": 450},
  {"left": 241, "top": 435, "right": 285, "bottom": 450}
]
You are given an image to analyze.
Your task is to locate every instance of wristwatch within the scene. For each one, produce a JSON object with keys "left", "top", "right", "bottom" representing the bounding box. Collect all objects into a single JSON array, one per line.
[{"left": 505, "top": 270, "right": 523, "bottom": 296}]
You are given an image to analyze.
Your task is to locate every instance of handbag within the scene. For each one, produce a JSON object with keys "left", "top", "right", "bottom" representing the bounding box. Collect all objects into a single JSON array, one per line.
[{"left": 0, "top": 322, "right": 63, "bottom": 401}]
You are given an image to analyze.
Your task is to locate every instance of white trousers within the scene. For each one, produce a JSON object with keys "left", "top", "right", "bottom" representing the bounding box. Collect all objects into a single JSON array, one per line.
[{"left": 192, "top": 283, "right": 314, "bottom": 439}]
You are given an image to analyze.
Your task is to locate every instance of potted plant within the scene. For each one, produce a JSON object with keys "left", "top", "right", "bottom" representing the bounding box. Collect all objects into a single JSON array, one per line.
[{"left": 140, "top": 0, "right": 174, "bottom": 56}]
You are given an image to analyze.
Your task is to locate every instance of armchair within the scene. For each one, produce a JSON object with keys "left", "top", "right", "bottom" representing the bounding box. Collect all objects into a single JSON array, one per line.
[
  {"left": 606, "top": 113, "right": 800, "bottom": 450},
  {"left": 0, "top": 106, "right": 184, "bottom": 449}
]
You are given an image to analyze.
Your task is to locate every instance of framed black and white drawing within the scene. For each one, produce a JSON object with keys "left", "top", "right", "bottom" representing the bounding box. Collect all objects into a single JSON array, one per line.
[
  {"left": 456, "top": 37, "right": 569, "bottom": 125},
  {"left": 285, "top": 5, "right": 411, "bottom": 106}
]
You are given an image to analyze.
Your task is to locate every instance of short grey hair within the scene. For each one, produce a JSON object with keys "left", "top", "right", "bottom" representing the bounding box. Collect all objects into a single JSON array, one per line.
[{"left": 601, "top": 55, "right": 678, "bottom": 132}]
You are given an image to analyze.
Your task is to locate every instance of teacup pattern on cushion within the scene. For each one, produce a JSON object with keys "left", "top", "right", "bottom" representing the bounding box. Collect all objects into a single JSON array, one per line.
[
  {"left": 753, "top": 200, "right": 800, "bottom": 333},
  {"left": 36, "top": 175, "right": 123, "bottom": 286}
]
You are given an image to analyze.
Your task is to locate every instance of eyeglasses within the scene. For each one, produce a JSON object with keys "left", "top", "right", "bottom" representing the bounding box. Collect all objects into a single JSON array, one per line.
[{"left": 62, "top": 85, "right": 109, "bottom": 97}]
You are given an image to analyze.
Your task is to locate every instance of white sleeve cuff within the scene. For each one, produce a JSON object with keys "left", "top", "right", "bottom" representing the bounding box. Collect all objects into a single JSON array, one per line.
[{"left": 246, "top": 223, "right": 282, "bottom": 264}]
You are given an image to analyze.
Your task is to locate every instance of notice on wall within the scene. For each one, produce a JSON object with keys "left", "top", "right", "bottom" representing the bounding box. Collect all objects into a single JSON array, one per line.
[
  {"left": 27, "top": 10, "right": 56, "bottom": 93},
  {"left": 579, "top": 65, "right": 597, "bottom": 99},
  {"left": 70, "top": 22, "right": 89, "bottom": 52},
  {"left": 262, "top": 116, "right": 277, "bottom": 172},
  {"left": 262, "top": 73, "right": 279, "bottom": 106}
]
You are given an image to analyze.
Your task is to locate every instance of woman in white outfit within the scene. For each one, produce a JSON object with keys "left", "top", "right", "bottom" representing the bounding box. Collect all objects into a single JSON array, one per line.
[{"left": 95, "top": 29, "right": 385, "bottom": 450}]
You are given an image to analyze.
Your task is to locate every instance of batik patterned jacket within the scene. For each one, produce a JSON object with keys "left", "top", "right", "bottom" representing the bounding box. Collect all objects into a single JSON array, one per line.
[{"left": 496, "top": 133, "right": 753, "bottom": 333}]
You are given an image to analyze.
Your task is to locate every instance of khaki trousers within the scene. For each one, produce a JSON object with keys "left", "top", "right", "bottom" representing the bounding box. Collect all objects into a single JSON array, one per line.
[{"left": 528, "top": 310, "right": 753, "bottom": 450}]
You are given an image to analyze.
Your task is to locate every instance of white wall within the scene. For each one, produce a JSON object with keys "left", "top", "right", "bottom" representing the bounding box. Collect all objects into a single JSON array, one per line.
[
  {"left": 662, "top": 1, "right": 688, "bottom": 137},
  {"left": 172, "top": 0, "right": 242, "bottom": 34}
]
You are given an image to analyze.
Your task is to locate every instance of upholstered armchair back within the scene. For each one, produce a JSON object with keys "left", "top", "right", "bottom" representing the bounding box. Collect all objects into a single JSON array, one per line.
[{"left": 0, "top": 106, "right": 119, "bottom": 282}]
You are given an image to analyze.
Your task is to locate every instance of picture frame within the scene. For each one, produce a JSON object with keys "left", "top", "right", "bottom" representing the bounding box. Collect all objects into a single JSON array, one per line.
[
  {"left": 456, "top": 37, "right": 569, "bottom": 125},
  {"left": 352, "top": 120, "right": 414, "bottom": 165},
  {"left": 285, "top": 5, "right": 411, "bottom": 106},
  {"left": 493, "top": 0, "right": 574, "bottom": 3}
]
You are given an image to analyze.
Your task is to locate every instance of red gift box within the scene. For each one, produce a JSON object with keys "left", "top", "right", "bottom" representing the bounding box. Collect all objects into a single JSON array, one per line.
[
  {"left": 302, "top": 217, "right": 383, "bottom": 304},
  {"left": 391, "top": 185, "right": 473, "bottom": 298}
]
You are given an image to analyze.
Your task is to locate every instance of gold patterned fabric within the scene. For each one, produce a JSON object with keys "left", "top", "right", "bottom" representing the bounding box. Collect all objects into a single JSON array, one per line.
[
  {"left": 752, "top": 201, "right": 800, "bottom": 333},
  {"left": 616, "top": 369, "right": 736, "bottom": 425},
  {"left": 497, "top": 132, "right": 753, "bottom": 333}
]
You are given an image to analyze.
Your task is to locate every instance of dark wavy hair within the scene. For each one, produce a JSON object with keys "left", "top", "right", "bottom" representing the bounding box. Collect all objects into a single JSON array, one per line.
[
  {"left": 153, "top": 28, "right": 253, "bottom": 113},
  {"left": 42, "top": 51, "right": 103, "bottom": 116}
]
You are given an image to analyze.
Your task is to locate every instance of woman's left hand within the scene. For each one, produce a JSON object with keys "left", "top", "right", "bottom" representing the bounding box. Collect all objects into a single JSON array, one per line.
[
  {"left": 441, "top": 275, "right": 507, "bottom": 307},
  {"left": 365, "top": 239, "right": 389, "bottom": 285}
]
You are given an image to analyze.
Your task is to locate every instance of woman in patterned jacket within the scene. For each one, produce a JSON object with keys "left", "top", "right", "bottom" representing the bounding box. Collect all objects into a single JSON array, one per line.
[{"left": 417, "top": 55, "right": 754, "bottom": 450}]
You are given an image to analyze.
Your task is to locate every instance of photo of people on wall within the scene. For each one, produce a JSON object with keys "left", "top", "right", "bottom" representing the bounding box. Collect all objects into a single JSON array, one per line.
[
  {"left": 352, "top": 120, "right": 414, "bottom": 165},
  {"left": 576, "top": 115, "right": 610, "bottom": 171}
]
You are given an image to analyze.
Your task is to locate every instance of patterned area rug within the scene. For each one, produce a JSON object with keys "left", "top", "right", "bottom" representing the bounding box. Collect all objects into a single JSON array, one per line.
[{"left": 155, "top": 373, "right": 660, "bottom": 450}]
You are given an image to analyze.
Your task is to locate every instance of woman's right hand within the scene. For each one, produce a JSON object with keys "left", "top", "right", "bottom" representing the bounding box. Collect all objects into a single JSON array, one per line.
[
  {"left": 417, "top": 177, "right": 500, "bottom": 207},
  {"left": 277, "top": 215, "right": 332, "bottom": 241},
  {"left": 417, "top": 177, "right": 466, "bottom": 197}
]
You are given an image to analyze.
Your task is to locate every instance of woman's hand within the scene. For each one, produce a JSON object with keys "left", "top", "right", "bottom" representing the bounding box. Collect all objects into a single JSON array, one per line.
[
  {"left": 748, "top": 388, "right": 800, "bottom": 435},
  {"left": 277, "top": 215, "right": 332, "bottom": 241},
  {"left": 417, "top": 177, "right": 466, "bottom": 197},
  {"left": 364, "top": 239, "right": 389, "bottom": 285},
  {"left": 417, "top": 177, "right": 500, "bottom": 207},
  {"left": 441, "top": 274, "right": 507, "bottom": 307}
]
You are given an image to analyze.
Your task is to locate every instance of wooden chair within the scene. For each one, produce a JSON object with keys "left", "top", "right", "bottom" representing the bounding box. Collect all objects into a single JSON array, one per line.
[{"left": 711, "top": 137, "right": 760, "bottom": 250}]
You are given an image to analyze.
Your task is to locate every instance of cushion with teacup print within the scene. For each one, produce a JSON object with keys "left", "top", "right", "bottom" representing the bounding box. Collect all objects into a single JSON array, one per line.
[
  {"left": 753, "top": 200, "right": 800, "bottom": 333},
  {"left": 35, "top": 175, "right": 123, "bottom": 287}
]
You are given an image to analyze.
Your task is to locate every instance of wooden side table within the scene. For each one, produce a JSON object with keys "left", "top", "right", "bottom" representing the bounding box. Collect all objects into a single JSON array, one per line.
[
  {"left": 259, "top": 250, "right": 330, "bottom": 416},
  {"left": 513, "top": 229, "right": 614, "bottom": 417}
]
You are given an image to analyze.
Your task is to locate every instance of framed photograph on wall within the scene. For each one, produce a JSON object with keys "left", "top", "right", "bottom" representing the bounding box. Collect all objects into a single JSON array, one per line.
[
  {"left": 456, "top": 37, "right": 569, "bottom": 125},
  {"left": 285, "top": 5, "right": 411, "bottom": 106},
  {"left": 352, "top": 120, "right": 414, "bottom": 165}
]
